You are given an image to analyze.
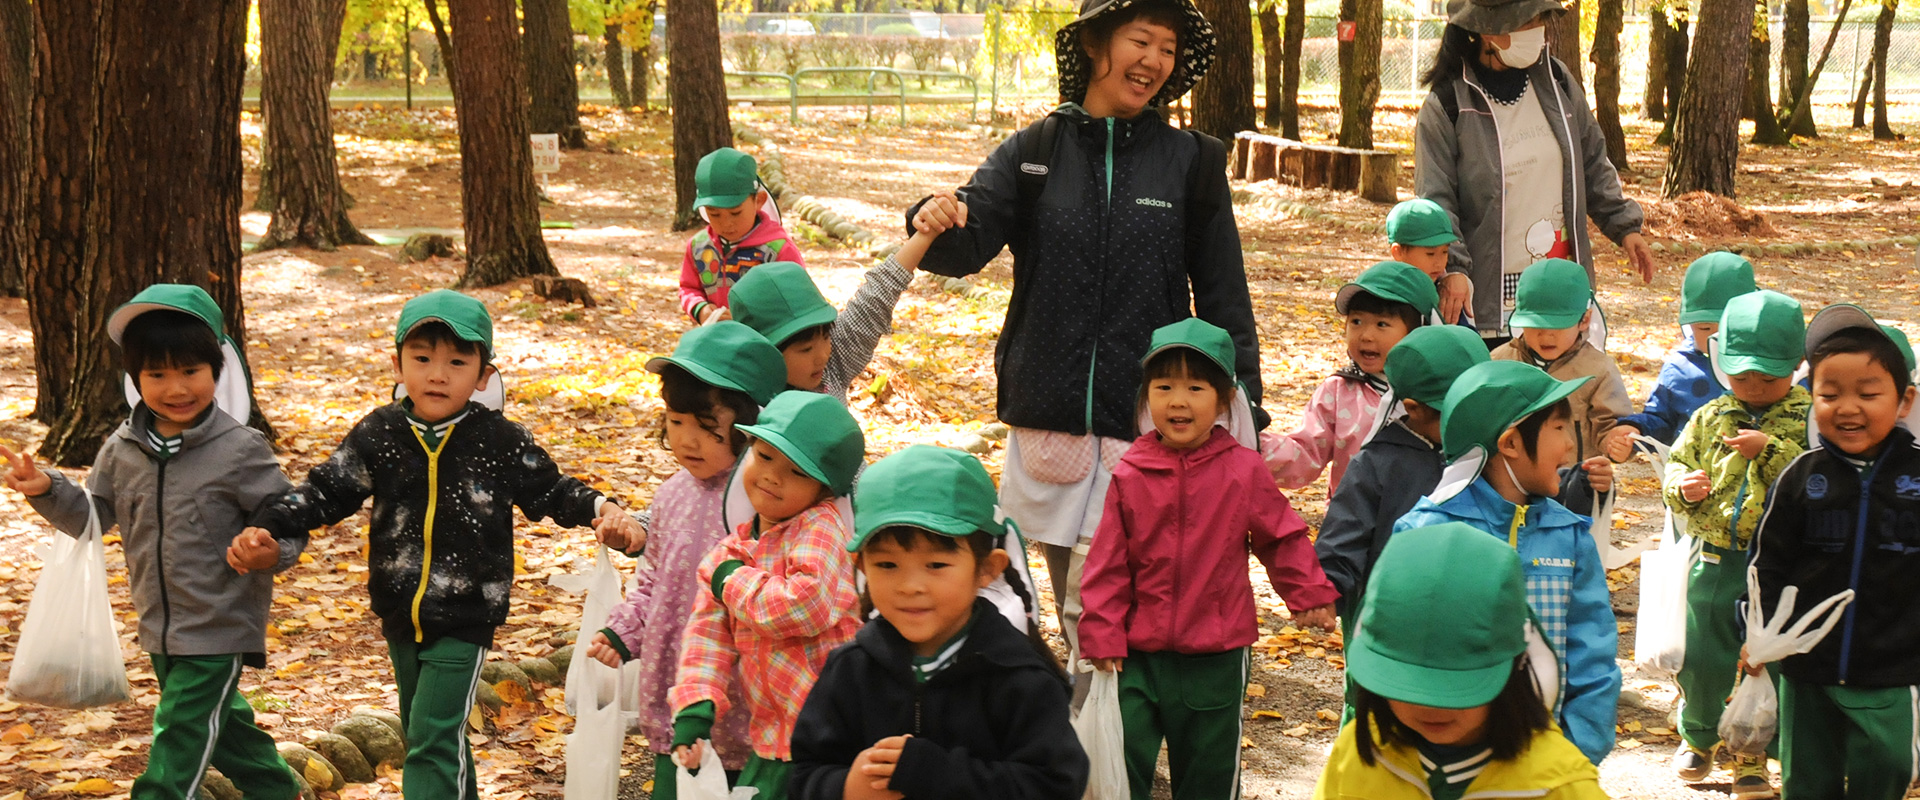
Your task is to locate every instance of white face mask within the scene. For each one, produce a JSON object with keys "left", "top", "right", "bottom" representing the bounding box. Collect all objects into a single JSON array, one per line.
[{"left": 1496, "top": 26, "right": 1546, "bottom": 69}]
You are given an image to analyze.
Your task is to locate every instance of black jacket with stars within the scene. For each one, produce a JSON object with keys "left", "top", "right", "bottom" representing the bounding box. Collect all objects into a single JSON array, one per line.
[{"left": 256, "top": 401, "right": 603, "bottom": 647}]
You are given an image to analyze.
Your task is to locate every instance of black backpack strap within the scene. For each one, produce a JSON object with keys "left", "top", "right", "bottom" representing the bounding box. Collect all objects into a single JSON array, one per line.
[
  {"left": 1439, "top": 79, "right": 1461, "bottom": 124},
  {"left": 1012, "top": 113, "right": 1062, "bottom": 256},
  {"left": 1183, "top": 129, "right": 1227, "bottom": 264}
]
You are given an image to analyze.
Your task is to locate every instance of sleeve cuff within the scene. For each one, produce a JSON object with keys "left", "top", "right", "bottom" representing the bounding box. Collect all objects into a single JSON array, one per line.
[
  {"left": 599, "top": 628, "right": 633, "bottom": 662},
  {"left": 672, "top": 701, "right": 716, "bottom": 747},
  {"left": 711, "top": 559, "right": 745, "bottom": 603}
]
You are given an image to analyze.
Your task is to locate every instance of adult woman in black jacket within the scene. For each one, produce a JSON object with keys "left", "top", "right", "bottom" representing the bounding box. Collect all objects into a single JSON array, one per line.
[{"left": 904, "top": 0, "right": 1261, "bottom": 679}]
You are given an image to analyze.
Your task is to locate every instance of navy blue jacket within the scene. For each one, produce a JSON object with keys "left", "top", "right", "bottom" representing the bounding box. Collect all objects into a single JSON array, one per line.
[{"left": 1618, "top": 331, "right": 1724, "bottom": 445}]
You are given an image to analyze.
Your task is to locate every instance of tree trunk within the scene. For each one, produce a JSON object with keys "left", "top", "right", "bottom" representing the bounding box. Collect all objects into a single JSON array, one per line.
[
  {"left": 425, "top": 0, "right": 457, "bottom": 99},
  {"left": 0, "top": 0, "right": 29, "bottom": 298},
  {"left": 1872, "top": 0, "right": 1897, "bottom": 140},
  {"left": 1854, "top": 55, "right": 1873, "bottom": 127},
  {"left": 257, "top": 0, "right": 373, "bottom": 251},
  {"left": 1784, "top": 0, "right": 1856, "bottom": 139},
  {"left": 1549, "top": 0, "right": 1582, "bottom": 87},
  {"left": 1258, "top": 0, "right": 1281, "bottom": 130},
  {"left": 1748, "top": 1, "right": 1790, "bottom": 144},
  {"left": 605, "top": 24, "right": 631, "bottom": 108},
  {"left": 30, "top": 0, "right": 261, "bottom": 465},
  {"left": 448, "top": 0, "right": 559, "bottom": 286},
  {"left": 1654, "top": 14, "right": 1692, "bottom": 142},
  {"left": 524, "top": 0, "right": 587, "bottom": 149},
  {"left": 1591, "top": 0, "right": 1627, "bottom": 169},
  {"left": 1278, "top": 0, "right": 1303, "bottom": 138},
  {"left": 1646, "top": 4, "right": 1670, "bottom": 121},
  {"left": 635, "top": 0, "right": 660, "bottom": 108},
  {"left": 1782, "top": 0, "right": 1811, "bottom": 133},
  {"left": 1663, "top": 0, "right": 1750, "bottom": 198},
  {"left": 1336, "top": 0, "right": 1381, "bottom": 149},
  {"left": 669, "top": 0, "right": 733, "bottom": 230},
  {"left": 1190, "top": 0, "right": 1256, "bottom": 141}
]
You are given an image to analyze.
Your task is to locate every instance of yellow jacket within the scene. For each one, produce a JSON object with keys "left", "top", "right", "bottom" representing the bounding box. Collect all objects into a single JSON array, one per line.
[{"left": 1314, "top": 720, "right": 1609, "bottom": 800}]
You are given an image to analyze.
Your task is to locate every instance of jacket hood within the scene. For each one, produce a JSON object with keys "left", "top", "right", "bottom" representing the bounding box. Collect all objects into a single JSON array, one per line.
[
  {"left": 855, "top": 598, "right": 1064, "bottom": 687},
  {"left": 1442, "top": 477, "right": 1589, "bottom": 532},
  {"left": 117, "top": 403, "right": 245, "bottom": 457},
  {"left": 1123, "top": 426, "right": 1240, "bottom": 472},
  {"left": 1371, "top": 419, "right": 1441, "bottom": 454}
]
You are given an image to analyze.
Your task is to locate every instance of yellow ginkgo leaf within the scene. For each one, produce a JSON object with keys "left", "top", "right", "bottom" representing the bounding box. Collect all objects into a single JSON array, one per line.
[
  {"left": 71, "top": 778, "right": 116, "bottom": 795},
  {"left": 304, "top": 758, "right": 334, "bottom": 788}
]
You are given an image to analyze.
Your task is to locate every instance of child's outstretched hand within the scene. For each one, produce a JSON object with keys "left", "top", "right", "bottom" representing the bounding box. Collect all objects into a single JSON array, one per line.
[
  {"left": 584, "top": 631, "right": 623, "bottom": 668},
  {"left": 593, "top": 504, "right": 645, "bottom": 554},
  {"left": 1679, "top": 469, "right": 1711, "bottom": 503},
  {"left": 0, "top": 444, "right": 51, "bottom": 497},
  {"left": 845, "top": 735, "right": 909, "bottom": 800},
  {"left": 1603, "top": 425, "right": 1641, "bottom": 464},
  {"left": 227, "top": 527, "right": 280, "bottom": 574},
  {"left": 1581, "top": 456, "right": 1614, "bottom": 495},
  {"left": 1293, "top": 604, "right": 1336, "bottom": 632},
  {"left": 1090, "top": 657, "right": 1124, "bottom": 673},
  {"left": 1723, "top": 430, "right": 1769, "bottom": 461}
]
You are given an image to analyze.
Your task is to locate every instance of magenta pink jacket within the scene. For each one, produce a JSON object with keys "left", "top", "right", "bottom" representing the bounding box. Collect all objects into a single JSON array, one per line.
[{"left": 1078, "top": 428, "right": 1340, "bottom": 659}]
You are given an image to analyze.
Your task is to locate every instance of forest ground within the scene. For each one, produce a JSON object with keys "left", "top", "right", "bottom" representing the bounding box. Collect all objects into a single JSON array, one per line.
[{"left": 2, "top": 99, "right": 1919, "bottom": 799}]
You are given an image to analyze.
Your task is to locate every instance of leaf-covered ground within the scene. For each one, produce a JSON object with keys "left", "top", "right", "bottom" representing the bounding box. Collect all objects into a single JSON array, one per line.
[{"left": 2, "top": 99, "right": 1919, "bottom": 799}]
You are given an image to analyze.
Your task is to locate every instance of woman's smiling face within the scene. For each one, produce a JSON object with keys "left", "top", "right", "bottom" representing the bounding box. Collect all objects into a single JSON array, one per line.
[{"left": 1082, "top": 19, "right": 1178, "bottom": 118}]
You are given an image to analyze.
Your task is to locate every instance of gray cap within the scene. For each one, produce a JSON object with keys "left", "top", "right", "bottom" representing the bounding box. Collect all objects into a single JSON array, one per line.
[{"left": 1446, "top": 0, "right": 1563, "bottom": 35}]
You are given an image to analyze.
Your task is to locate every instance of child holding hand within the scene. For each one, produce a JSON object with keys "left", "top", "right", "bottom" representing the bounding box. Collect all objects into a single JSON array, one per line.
[
  {"left": 671, "top": 391, "right": 867, "bottom": 800},
  {"left": 681, "top": 147, "right": 806, "bottom": 324},
  {"left": 1080, "top": 318, "right": 1339, "bottom": 800},
  {"left": 1604, "top": 253, "right": 1757, "bottom": 461}
]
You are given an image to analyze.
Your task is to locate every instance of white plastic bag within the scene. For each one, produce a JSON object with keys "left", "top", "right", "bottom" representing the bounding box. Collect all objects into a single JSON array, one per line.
[
  {"left": 552, "top": 545, "right": 622, "bottom": 716},
  {"left": 560, "top": 544, "right": 626, "bottom": 799},
  {"left": 1718, "top": 566, "right": 1856, "bottom": 757},
  {"left": 675, "top": 740, "right": 741, "bottom": 800},
  {"left": 7, "top": 492, "right": 130, "bottom": 708},
  {"left": 1633, "top": 534, "right": 1696, "bottom": 680},
  {"left": 1072, "top": 669, "right": 1128, "bottom": 800}
]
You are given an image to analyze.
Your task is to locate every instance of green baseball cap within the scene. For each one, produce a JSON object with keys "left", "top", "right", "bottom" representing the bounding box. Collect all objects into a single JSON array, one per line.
[
  {"left": 848, "top": 445, "right": 1000, "bottom": 552},
  {"left": 736, "top": 391, "right": 866, "bottom": 496},
  {"left": 730, "top": 262, "right": 839, "bottom": 348},
  {"left": 1140, "top": 318, "right": 1237, "bottom": 379},
  {"left": 1509, "top": 258, "right": 1592, "bottom": 330},
  {"left": 1348, "top": 522, "right": 1530, "bottom": 708},
  {"left": 395, "top": 289, "right": 494, "bottom": 359},
  {"left": 1679, "top": 252, "right": 1758, "bottom": 325},
  {"left": 109, "top": 284, "right": 227, "bottom": 344},
  {"left": 1335, "top": 261, "right": 1441, "bottom": 319},
  {"left": 645, "top": 321, "right": 787, "bottom": 406},
  {"left": 1384, "top": 199, "right": 1459, "bottom": 248},
  {"left": 1384, "top": 326, "right": 1491, "bottom": 408},
  {"left": 1804, "top": 304, "right": 1918, "bottom": 375},
  {"left": 1439, "top": 360, "right": 1591, "bottom": 460},
  {"left": 1716, "top": 290, "right": 1805, "bottom": 378},
  {"left": 693, "top": 147, "right": 761, "bottom": 211}
]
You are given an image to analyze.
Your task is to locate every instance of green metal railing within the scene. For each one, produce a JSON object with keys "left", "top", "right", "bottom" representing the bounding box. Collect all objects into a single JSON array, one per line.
[{"left": 725, "top": 68, "right": 977, "bottom": 125}]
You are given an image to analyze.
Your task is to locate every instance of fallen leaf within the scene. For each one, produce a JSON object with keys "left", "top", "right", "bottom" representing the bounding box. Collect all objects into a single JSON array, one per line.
[
  {"left": 1251, "top": 710, "right": 1283, "bottom": 720},
  {"left": 1244, "top": 684, "right": 1266, "bottom": 699},
  {"left": 1315, "top": 709, "right": 1339, "bottom": 722},
  {"left": 303, "top": 759, "right": 332, "bottom": 787},
  {"left": 71, "top": 778, "right": 116, "bottom": 795},
  {"left": 0, "top": 724, "right": 30, "bottom": 745},
  {"left": 1283, "top": 725, "right": 1310, "bottom": 737}
]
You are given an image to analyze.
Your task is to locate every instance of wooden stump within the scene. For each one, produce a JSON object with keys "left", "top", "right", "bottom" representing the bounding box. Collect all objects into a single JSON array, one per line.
[
  {"left": 1302, "top": 148, "right": 1333, "bottom": 189},
  {"left": 1360, "top": 152, "right": 1399, "bottom": 202},
  {"left": 1231, "top": 135, "right": 1252, "bottom": 180},
  {"left": 1249, "top": 138, "right": 1279, "bottom": 183}
]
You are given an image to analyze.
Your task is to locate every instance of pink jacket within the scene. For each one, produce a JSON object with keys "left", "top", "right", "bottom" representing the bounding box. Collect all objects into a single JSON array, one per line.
[
  {"left": 1079, "top": 428, "right": 1339, "bottom": 659},
  {"left": 678, "top": 210, "right": 806, "bottom": 321},
  {"left": 1260, "top": 374, "right": 1384, "bottom": 493}
]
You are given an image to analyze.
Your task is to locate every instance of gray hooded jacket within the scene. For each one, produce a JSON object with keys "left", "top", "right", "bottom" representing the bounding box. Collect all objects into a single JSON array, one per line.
[
  {"left": 28, "top": 405, "right": 303, "bottom": 658},
  {"left": 1414, "top": 56, "right": 1644, "bottom": 333}
]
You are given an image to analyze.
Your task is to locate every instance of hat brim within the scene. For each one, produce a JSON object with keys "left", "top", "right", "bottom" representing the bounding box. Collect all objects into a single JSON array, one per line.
[
  {"left": 1717, "top": 353, "right": 1800, "bottom": 379},
  {"left": 109, "top": 302, "right": 223, "bottom": 345},
  {"left": 1804, "top": 304, "right": 1882, "bottom": 361},
  {"left": 1507, "top": 310, "right": 1586, "bottom": 331},
  {"left": 1346, "top": 631, "right": 1515, "bottom": 709},
  {"left": 1447, "top": 0, "right": 1564, "bottom": 34},
  {"left": 1676, "top": 308, "right": 1729, "bottom": 326},
  {"left": 693, "top": 192, "right": 753, "bottom": 211},
  {"left": 1394, "top": 231, "right": 1459, "bottom": 248},
  {"left": 1138, "top": 341, "right": 1235, "bottom": 380},
  {"left": 1054, "top": 0, "right": 1217, "bottom": 109},
  {"left": 400, "top": 316, "right": 493, "bottom": 358},
  {"left": 646, "top": 354, "right": 778, "bottom": 406},
  {"left": 763, "top": 305, "right": 841, "bottom": 349},
  {"left": 736, "top": 423, "right": 836, "bottom": 493},
  {"left": 848, "top": 514, "right": 982, "bottom": 552}
]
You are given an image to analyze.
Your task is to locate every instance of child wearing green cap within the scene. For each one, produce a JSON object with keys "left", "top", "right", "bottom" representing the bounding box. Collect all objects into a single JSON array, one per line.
[
  {"left": 1316, "top": 523, "right": 1605, "bottom": 800},
  {"left": 250, "top": 289, "right": 638, "bottom": 800},
  {"left": 670, "top": 390, "right": 867, "bottom": 800},
  {"left": 1262, "top": 261, "right": 1440, "bottom": 494},
  {"left": 3, "top": 284, "right": 307, "bottom": 800},
  {"left": 1394, "top": 360, "right": 1621, "bottom": 766},
  {"left": 1385, "top": 198, "right": 1473, "bottom": 327},
  {"left": 680, "top": 147, "right": 808, "bottom": 324},
  {"left": 1491, "top": 258, "right": 1632, "bottom": 466},
  {"left": 1604, "top": 252, "right": 1758, "bottom": 462},
  {"left": 1749, "top": 305, "right": 1920, "bottom": 800},
  {"left": 1660, "top": 290, "right": 1809, "bottom": 794},
  {"left": 789, "top": 445, "right": 1087, "bottom": 800},
  {"left": 581, "top": 322, "right": 786, "bottom": 796},
  {"left": 1081, "top": 318, "right": 1339, "bottom": 800}
]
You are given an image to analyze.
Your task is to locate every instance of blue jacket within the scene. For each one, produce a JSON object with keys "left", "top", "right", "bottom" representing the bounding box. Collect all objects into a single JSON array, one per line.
[
  {"left": 1394, "top": 479, "right": 1620, "bottom": 765},
  {"left": 1618, "top": 330, "right": 1723, "bottom": 445}
]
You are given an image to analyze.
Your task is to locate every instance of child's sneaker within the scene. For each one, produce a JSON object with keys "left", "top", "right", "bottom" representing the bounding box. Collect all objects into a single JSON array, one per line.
[
  {"left": 1730, "top": 755, "right": 1774, "bottom": 799},
  {"left": 1672, "top": 743, "right": 1713, "bottom": 782}
]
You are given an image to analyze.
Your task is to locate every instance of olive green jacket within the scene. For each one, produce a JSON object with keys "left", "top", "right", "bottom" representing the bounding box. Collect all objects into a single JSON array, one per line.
[{"left": 1663, "top": 389, "right": 1812, "bottom": 549}]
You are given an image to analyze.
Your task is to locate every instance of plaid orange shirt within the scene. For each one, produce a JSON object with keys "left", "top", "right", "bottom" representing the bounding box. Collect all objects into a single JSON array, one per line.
[{"left": 669, "top": 499, "right": 861, "bottom": 760}]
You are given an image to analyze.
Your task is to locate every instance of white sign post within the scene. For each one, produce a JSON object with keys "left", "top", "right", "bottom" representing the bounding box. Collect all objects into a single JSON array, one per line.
[{"left": 530, "top": 133, "right": 560, "bottom": 200}]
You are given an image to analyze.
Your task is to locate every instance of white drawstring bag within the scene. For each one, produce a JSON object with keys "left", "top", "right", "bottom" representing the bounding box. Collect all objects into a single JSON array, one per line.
[
  {"left": 7, "top": 491, "right": 130, "bottom": 708},
  {"left": 1633, "top": 535, "right": 1696, "bottom": 680},
  {"left": 676, "top": 739, "right": 753, "bottom": 800},
  {"left": 560, "top": 545, "right": 626, "bottom": 799},
  {"left": 1073, "top": 669, "right": 1128, "bottom": 800},
  {"left": 552, "top": 545, "right": 622, "bottom": 716},
  {"left": 1719, "top": 566, "right": 1855, "bottom": 757}
]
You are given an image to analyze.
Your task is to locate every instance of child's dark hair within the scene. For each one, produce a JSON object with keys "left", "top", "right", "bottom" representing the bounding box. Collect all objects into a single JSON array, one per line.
[
  {"left": 401, "top": 321, "right": 487, "bottom": 363},
  {"left": 860, "top": 525, "right": 1066, "bottom": 679},
  {"left": 1352, "top": 654, "right": 1551, "bottom": 766},
  {"left": 120, "top": 309, "right": 224, "bottom": 380},
  {"left": 1139, "top": 346, "right": 1236, "bottom": 412},
  {"left": 778, "top": 323, "right": 834, "bottom": 352},
  {"left": 1510, "top": 399, "right": 1573, "bottom": 461},
  {"left": 1811, "top": 328, "right": 1914, "bottom": 395},
  {"left": 1346, "top": 290, "right": 1425, "bottom": 332},
  {"left": 658, "top": 363, "right": 759, "bottom": 454}
]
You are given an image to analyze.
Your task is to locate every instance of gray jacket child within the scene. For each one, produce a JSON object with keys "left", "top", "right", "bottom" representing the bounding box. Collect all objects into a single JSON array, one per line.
[{"left": 28, "top": 405, "right": 304, "bottom": 660}]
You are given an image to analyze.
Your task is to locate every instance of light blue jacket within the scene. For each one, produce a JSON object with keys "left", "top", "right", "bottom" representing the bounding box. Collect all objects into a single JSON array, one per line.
[{"left": 1394, "top": 478, "right": 1620, "bottom": 766}]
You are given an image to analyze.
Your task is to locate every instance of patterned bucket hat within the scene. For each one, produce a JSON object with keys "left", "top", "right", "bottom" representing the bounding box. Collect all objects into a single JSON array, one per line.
[{"left": 1055, "top": 0, "right": 1218, "bottom": 110}]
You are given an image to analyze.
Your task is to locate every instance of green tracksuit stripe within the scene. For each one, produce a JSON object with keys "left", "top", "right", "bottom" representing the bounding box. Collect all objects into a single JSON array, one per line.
[
  {"left": 1780, "top": 678, "right": 1920, "bottom": 799},
  {"left": 1117, "top": 648, "right": 1248, "bottom": 800},
  {"left": 389, "top": 637, "right": 487, "bottom": 800},
  {"left": 134, "top": 654, "right": 299, "bottom": 800},
  {"left": 185, "top": 657, "right": 242, "bottom": 799}
]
